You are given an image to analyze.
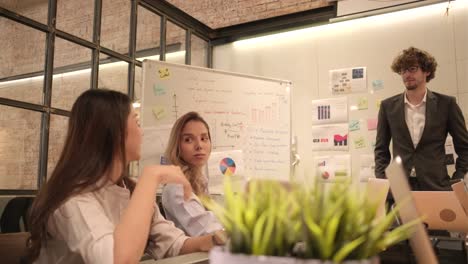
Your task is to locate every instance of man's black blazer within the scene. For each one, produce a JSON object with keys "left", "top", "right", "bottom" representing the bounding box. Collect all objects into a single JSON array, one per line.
[{"left": 374, "top": 89, "right": 468, "bottom": 191}]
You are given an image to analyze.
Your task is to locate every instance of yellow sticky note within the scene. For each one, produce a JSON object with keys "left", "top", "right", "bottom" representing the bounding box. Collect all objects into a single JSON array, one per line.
[
  {"left": 158, "top": 67, "right": 170, "bottom": 79},
  {"left": 376, "top": 99, "right": 381, "bottom": 109},
  {"left": 354, "top": 136, "right": 366, "bottom": 149},
  {"left": 358, "top": 97, "right": 368, "bottom": 110},
  {"left": 152, "top": 106, "right": 166, "bottom": 120}
]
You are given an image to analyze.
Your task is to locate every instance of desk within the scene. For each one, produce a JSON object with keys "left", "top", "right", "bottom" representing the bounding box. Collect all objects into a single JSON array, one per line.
[
  {"left": 380, "top": 237, "right": 468, "bottom": 264},
  {"left": 140, "top": 252, "right": 209, "bottom": 264}
]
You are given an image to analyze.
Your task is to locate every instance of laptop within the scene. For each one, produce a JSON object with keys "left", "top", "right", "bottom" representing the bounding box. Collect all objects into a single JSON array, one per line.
[
  {"left": 451, "top": 180, "right": 468, "bottom": 216},
  {"left": 366, "top": 178, "right": 390, "bottom": 220},
  {"left": 385, "top": 156, "right": 438, "bottom": 264},
  {"left": 411, "top": 191, "right": 468, "bottom": 232}
]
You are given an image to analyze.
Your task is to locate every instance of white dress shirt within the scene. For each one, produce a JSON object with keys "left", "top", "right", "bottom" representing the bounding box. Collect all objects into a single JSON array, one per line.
[
  {"left": 161, "top": 184, "right": 223, "bottom": 237},
  {"left": 36, "top": 182, "right": 188, "bottom": 264},
  {"left": 404, "top": 90, "right": 427, "bottom": 148},
  {"left": 404, "top": 90, "right": 427, "bottom": 177}
]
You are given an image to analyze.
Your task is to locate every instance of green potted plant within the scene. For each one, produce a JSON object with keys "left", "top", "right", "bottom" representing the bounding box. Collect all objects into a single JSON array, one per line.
[{"left": 202, "top": 179, "right": 420, "bottom": 264}]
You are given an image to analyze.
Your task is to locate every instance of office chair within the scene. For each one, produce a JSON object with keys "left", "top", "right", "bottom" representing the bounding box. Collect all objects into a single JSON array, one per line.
[{"left": 1, "top": 197, "right": 33, "bottom": 233}]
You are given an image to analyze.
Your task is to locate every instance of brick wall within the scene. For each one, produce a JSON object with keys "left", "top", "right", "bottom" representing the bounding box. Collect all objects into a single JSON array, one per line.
[
  {"left": 0, "top": 0, "right": 327, "bottom": 188},
  {"left": 166, "top": 0, "right": 332, "bottom": 28}
]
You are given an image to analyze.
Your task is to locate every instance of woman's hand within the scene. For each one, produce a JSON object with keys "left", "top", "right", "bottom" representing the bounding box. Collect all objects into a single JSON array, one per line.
[{"left": 143, "top": 165, "right": 192, "bottom": 200}]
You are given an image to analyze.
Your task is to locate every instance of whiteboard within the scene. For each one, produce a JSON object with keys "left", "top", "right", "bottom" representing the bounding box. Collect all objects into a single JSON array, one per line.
[{"left": 141, "top": 60, "right": 292, "bottom": 181}]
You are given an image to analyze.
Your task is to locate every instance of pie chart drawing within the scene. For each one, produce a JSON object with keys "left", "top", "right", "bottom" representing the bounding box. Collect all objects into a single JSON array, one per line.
[{"left": 219, "top": 157, "right": 236, "bottom": 176}]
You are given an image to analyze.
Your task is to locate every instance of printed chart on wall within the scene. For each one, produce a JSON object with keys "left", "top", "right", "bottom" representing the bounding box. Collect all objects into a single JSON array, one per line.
[
  {"left": 207, "top": 150, "right": 245, "bottom": 194},
  {"left": 314, "top": 155, "right": 351, "bottom": 182},
  {"left": 141, "top": 60, "right": 292, "bottom": 189},
  {"left": 329, "top": 67, "right": 367, "bottom": 95}
]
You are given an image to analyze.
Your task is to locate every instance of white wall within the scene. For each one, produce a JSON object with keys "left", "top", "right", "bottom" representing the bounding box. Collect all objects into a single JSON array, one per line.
[
  {"left": 212, "top": 1, "right": 468, "bottom": 183},
  {"left": 336, "top": 0, "right": 422, "bottom": 17}
]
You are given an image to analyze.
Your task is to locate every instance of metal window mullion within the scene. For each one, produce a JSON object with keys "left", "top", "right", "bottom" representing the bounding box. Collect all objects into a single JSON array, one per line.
[
  {"left": 38, "top": 0, "right": 58, "bottom": 187},
  {"left": 160, "top": 16, "right": 166, "bottom": 61},
  {"left": 0, "top": 98, "right": 47, "bottom": 112},
  {"left": 0, "top": 7, "right": 49, "bottom": 33},
  {"left": 207, "top": 41, "right": 213, "bottom": 68},
  {"left": 128, "top": 0, "right": 138, "bottom": 100},
  {"left": 0, "top": 189, "right": 37, "bottom": 196},
  {"left": 91, "top": 0, "right": 103, "bottom": 89},
  {"left": 100, "top": 47, "right": 133, "bottom": 64},
  {"left": 185, "top": 29, "right": 191, "bottom": 65},
  {"left": 56, "top": 29, "right": 98, "bottom": 50}
]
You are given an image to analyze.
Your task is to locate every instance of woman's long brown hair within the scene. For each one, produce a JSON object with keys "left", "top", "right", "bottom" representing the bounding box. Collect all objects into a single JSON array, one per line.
[
  {"left": 26, "top": 89, "right": 135, "bottom": 262},
  {"left": 165, "top": 112, "right": 211, "bottom": 195}
]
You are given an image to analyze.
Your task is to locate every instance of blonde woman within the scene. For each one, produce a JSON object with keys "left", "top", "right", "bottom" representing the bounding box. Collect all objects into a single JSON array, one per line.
[{"left": 162, "top": 112, "right": 224, "bottom": 241}]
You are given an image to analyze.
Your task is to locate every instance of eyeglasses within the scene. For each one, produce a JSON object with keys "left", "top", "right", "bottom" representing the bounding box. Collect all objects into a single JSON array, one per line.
[{"left": 399, "top": 66, "right": 419, "bottom": 75}]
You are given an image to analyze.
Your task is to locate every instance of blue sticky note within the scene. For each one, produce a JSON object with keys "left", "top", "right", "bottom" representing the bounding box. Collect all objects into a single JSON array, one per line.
[
  {"left": 372, "top": 80, "right": 384, "bottom": 91},
  {"left": 153, "top": 84, "right": 166, "bottom": 96},
  {"left": 349, "top": 120, "right": 360, "bottom": 131}
]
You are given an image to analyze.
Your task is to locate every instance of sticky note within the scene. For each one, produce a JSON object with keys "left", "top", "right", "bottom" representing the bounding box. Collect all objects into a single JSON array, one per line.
[
  {"left": 152, "top": 106, "right": 166, "bottom": 120},
  {"left": 349, "top": 120, "right": 360, "bottom": 131},
  {"left": 376, "top": 100, "right": 381, "bottom": 109},
  {"left": 153, "top": 84, "right": 166, "bottom": 96},
  {"left": 158, "top": 67, "right": 170, "bottom": 79},
  {"left": 367, "top": 118, "right": 378, "bottom": 131},
  {"left": 358, "top": 97, "right": 368, "bottom": 110},
  {"left": 372, "top": 80, "right": 384, "bottom": 91},
  {"left": 354, "top": 136, "right": 367, "bottom": 149}
]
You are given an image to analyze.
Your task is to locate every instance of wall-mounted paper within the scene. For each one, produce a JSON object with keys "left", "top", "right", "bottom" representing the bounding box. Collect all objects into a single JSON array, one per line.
[
  {"left": 314, "top": 154, "right": 351, "bottom": 181},
  {"left": 372, "top": 80, "right": 384, "bottom": 91},
  {"left": 207, "top": 150, "right": 245, "bottom": 194},
  {"left": 153, "top": 83, "right": 167, "bottom": 96},
  {"left": 367, "top": 118, "right": 378, "bottom": 131},
  {"left": 152, "top": 106, "right": 166, "bottom": 120},
  {"left": 349, "top": 120, "right": 360, "bottom": 131},
  {"left": 312, "top": 123, "right": 349, "bottom": 151},
  {"left": 330, "top": 67, "right": 367, "bottom": 95},
  {"left": 353, "top": 135, "right": 367, "bottom": 149},
  {"left": 158, "top": 67, "right": 170, "bottom": 79},
  {"left": 311, "top": 97, "right": 348, "bottom": 125},
  {"left": 358, "top": 97, "right": 368, "bottom": 110},
  {"left": 376, "top": 99, "right": 381, "bottom": 109},
  {"left": 359, "top": 154, "right": 375, "bottom": 181}
]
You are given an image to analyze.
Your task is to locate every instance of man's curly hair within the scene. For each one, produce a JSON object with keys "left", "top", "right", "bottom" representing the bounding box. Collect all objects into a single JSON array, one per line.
[{"left": 391, "top": 47, "right": 437, "bottom": 82}]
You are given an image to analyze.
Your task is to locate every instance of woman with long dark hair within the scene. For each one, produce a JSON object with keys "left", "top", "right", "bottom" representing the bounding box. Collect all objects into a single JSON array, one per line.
[{"left": 27, "top": 89, "right": 215, "bottom": 264}]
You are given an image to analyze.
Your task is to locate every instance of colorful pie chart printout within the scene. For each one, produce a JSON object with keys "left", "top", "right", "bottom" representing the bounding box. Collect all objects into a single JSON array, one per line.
[
  {"left": 220, "top": 157, "right": 236, "bottom": 176},
  {"left": 208, "top": 150, "right": 245, "bottom": 194}
]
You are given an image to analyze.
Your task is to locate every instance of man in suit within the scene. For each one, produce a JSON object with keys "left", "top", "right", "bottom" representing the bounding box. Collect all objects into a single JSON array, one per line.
[{"left": 375, "top": 47, "right": 468, "bottom": 191}]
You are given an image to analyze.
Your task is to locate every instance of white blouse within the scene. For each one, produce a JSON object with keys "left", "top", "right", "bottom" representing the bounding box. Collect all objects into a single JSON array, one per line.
[
  {"left": 35, "top": 182, "right": 189, "bottom": 264},
  {"left": 161, "top": 184, "right": 223, "bottom": 237}
]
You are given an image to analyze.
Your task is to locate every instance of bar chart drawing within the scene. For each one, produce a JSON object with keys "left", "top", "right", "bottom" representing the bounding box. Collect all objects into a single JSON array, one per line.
[
  {"left": 251, "top": 102, "right": 278, "bottom": 124},
  {"left": 334, "top": 134, "right": 348, "bottom": 146},
  {"left": 317, "top": 105, "right": 331, "bottom": 120}
]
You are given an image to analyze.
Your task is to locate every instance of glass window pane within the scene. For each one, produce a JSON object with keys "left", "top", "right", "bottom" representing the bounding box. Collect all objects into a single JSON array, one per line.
[
  {"left": 101, "top": 0, "right": 130, "bottom": 54},
  {"left": 98, "top": 53, "right": 128, "bottom": 94},
  {"left": 165, "top": 20, "right": 186, "bottom": 65},
  {"left": 0, "top": 17, "right": 45, "bottom": 104},
  {"left": 191, "top": 34, "right": 208, "bottom": 67},
  {"left": 0, "top": 0, "right": 48, "bottom": 24},
  {"left": 0, "top": 106, "right": 41, "bottom": 189},
  {"left": 52, "top": 37, "right": 92, "bottom": 110},
  {"left": 47, "top": 114, "right": 68, "bottom": 179},
  {"left": 134, "top": 65, "right": 142, "bottom": 101},
  {"left": 56, "top": 0, "right": 95, "bottom": 41},
  {"left": 136, "top": 6, "right": 161, "bottom": 61}
]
